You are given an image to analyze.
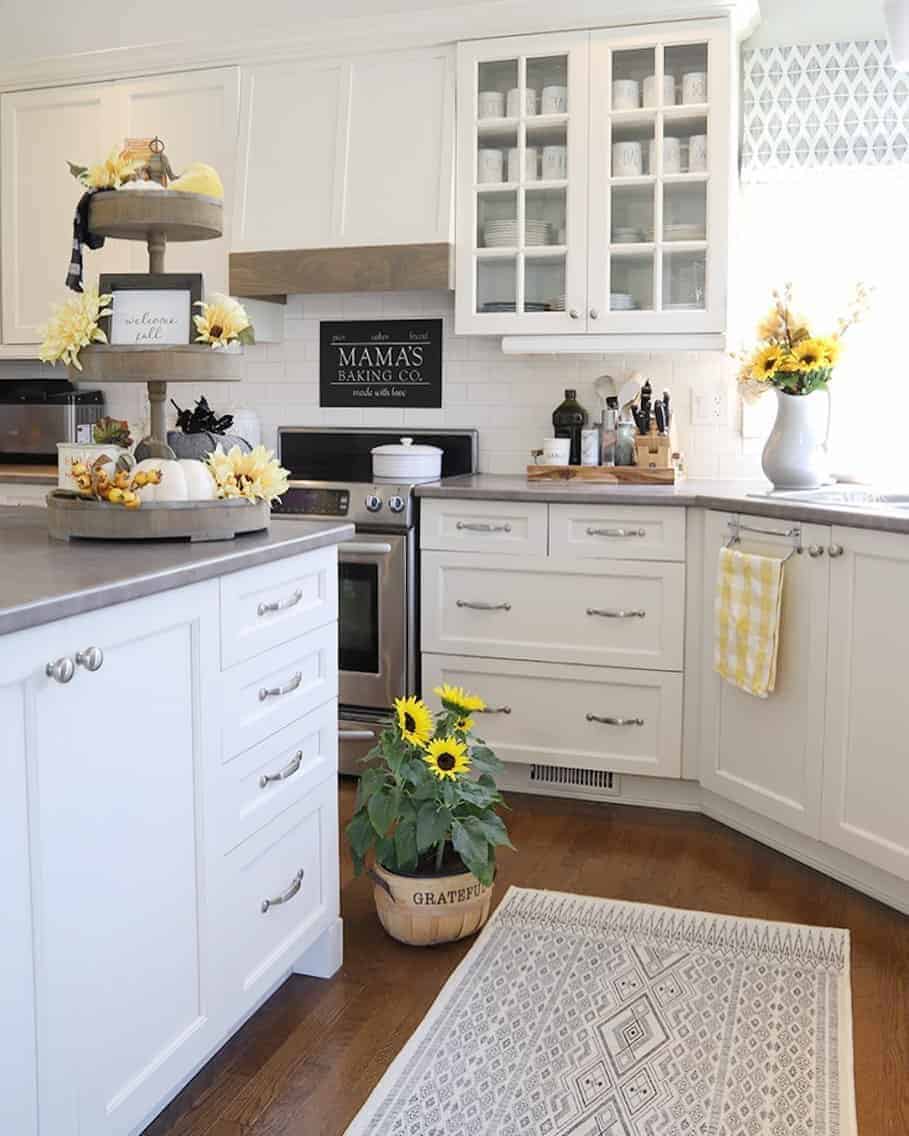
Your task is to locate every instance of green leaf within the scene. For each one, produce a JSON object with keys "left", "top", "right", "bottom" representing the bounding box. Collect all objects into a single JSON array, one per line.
[
  {"left": 355, "top": 766, "right": 387, "bottom": 810},
  {"left": 345, "top": 809, "right": 375, "bottom": 874},
  {"left": 451, "top": 816, "right": 489, "bottom": 872},
  {"left": 237, "top": 326, "right": 256, "bottom": 346},
  {"left": 393, "top": 816, "right": 418, "bottom": 871},
  {"left": 470, "top": 745, "right": 504, "bottom": 776},
  {"left": 456, "top": 779, "right": 499, "bottom": 808},
  {"left": 470, "top": 811, "right": 514, "bottom": 849},
  {"left": 374, "top": 834, "right": 395, "bottom": 869},
  {"left": 67, "top": 160, "right": 88, "bottom": 180},
  {"left": 367, "top": 786, "right": 400, "bottom": 837},
  {"left": 416, "top": 801, "right": 451, "bottom": 853}
]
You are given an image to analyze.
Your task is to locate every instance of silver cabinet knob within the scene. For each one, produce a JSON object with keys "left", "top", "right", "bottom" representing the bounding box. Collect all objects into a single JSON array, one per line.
[
  {"left": 365, "top": 494, "right": 382, "bottom": 513},
  {"left": 828, "top": 544, "right": 844, "bottom": 558},
  {"left": 75, "top": 646, "right": 104, "bottom": 672},
  {"left": 569, "top": 308, "right": 580, "bottom": 319},
  {"left": 808, "top": 545, "right": 825, "bottom": 558},
  {"left": 589, "top": 308, "right": 599, "bottom": 319},
  {"left": 46, "top": 657, "right": 76, "bottom": 684}
]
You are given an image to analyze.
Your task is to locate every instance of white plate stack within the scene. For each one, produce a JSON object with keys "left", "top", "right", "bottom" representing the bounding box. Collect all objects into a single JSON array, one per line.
[
  {"left": 664, "top": 223, "right": 706, "bottom": 241},
  {"left": 610, "top": 292, "right": 639, "bottom": 310},
  {"left": 484, "top": 219, "right": 552, "bottom": 247}
]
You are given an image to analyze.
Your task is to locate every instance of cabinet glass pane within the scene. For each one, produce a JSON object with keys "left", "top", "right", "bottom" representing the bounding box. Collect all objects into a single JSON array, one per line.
[
  {"left": 662, "top": 250, "right": 706, "bottom": 310},
  {"left": 526, "top": 55, "right": 569, "bottom": 115},
  {"left": 477, "top": 60, "right": 518, "bottom": 119},
  {"left": 610, "top": 253, "right": 654, "bottom": 312},
  {"left": 476, "top": 124, "right": 517, "bottom": 186},
  {"left": 664, "top": 112, "right": 708, "bottom": 174},
  {"left": 665, "top": 43, "right": 708, "bottom": 107},
  {"left": 478, "top": 190, "right": 519, "bottom": 249},
  {"left": 524, "top": 255, "right": 566, "bottom": 314},
  {"left": 526, "top": 118, "right": 568, "bottom": 182},
  {"left": 477, "top": 258, "right": 517, "bottom": 314},
  {"left": 663, "top": 182, "right": 707, "bottom": 242},
  {"left": 611, "top": 119, "right": 655, "bottom": 179},
  {"left": 611, "top": 48, "right": 656, "bottom": 110},
  {"left": 611, "top": 183, "right": 654, "bottom": 244},
  {"left": 526, "top": 187, "right": 566, "bottom": 247}
]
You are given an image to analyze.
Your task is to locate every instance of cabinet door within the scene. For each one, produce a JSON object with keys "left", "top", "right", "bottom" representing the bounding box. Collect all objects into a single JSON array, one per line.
[
  {"left": 118, "top": 68, "right": 240, "bottom": 292},
  {"left": 822, "top": 527, "right": 909, "bottom": 880},
  {"left": 18, "top": 582, "right": 220, "bottom": 1136},
  {"left": 1, "top": 84, "right": 126, "bottom": 343},
  {"left": 699, "top": 512, "right": 830, "bottom": 836},
  {"left": 455, "top": 32, "right": 589, "bottom": 335},
  {"left": 587, "top": 19, "right": 730, "bottom": 336}
]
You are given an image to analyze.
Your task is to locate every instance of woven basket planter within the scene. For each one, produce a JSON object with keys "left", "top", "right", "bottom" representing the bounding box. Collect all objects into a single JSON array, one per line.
[{"left": 370, "top": 861, "right": 494, "bottom": 946}]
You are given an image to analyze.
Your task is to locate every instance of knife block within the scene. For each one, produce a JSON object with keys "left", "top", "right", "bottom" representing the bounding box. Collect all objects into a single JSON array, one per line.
[{"left": 634, "top": 425, "right": 672, "bottom": 470}]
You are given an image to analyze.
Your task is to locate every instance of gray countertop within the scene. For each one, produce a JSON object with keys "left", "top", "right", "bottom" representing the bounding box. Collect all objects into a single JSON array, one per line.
[
  {"left": 415, "top": 475, "right": 909, "bottom": 535},
  {"left": 0, "top": 509, "right": 354, "bottom": 636}
]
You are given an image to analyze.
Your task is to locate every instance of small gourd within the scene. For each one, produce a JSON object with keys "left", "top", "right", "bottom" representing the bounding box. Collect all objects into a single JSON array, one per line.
[{"left": 131, "top": 458, "right": 216, "bottom": 503}]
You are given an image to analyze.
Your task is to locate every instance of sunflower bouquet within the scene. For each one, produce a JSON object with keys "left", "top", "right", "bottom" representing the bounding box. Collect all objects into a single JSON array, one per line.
[
  {"left": 346, "top": 685, "right": 512, "bottom": 888},
  {"left": 735, "top": 282, "right": 869, "bottom": 399}
]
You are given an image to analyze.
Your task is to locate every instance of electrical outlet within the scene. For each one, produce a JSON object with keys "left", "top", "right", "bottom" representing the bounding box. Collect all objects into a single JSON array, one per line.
[{"left": 690, "top": 384, "right": 729, "bottom": 426}]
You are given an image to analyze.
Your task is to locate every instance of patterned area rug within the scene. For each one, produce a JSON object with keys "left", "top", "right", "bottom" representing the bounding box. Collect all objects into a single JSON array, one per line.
[{"left": 346, "top": 888, "right": 856, "bottom": 1135}]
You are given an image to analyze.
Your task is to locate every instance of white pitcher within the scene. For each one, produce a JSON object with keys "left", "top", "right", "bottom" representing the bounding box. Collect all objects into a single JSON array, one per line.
[{"left": 761, "top": 388, "right": 831, "bottom": 490}]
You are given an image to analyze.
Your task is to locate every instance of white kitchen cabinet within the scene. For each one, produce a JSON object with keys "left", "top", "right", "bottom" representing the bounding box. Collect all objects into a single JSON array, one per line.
[
  {"left": 822, "top": 526, "right": 909, "bottom": 880},
  {"left": 420, "top": 496, "right": 549, "bottom": 557},
  {"left": 699, "top": 511, "right": 831, "bottom": 838},
  {"left": 455, "top": 18, "right": 733, "bottom": 345},
  {"left": 233, "top": 46, "right": 454, "bottom": 252}
]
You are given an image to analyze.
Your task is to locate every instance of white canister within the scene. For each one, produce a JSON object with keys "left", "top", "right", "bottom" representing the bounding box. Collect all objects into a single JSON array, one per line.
[
  {"left": 688, "top": 133, "right": 708, "bottom": 172},
  {"left": 542, "top": 437, "right": 571, "bottom": 466},
  {"left": 477, "top": 148, "right": 505, "bottom": 183},
  {"left": 541, "top": 85, "right": 568, "bottom": 114},
  {"left": 643, "top": 74, "right": 675, "bottom": 107},
  {"left": 612, "top": 79, "right": 641, "bottom": 110},
  {"left": 371, "top": 436, "right": 443, "bottom": 483},
  {"left": 508, "top": 146, "right": 539, "bottom": 182},
  {"left": 648, "top": 136, "right": 682, "bottom": 175},
  {"left": 612, "top": 140, "right": 643, "bottom": 178},
  {"left": 580, "top": 428, "right": 601, "bottom": 466},
  {"left": 541, "top": 145, "right": 567, "bottom": 180},
  {"left": 506, "top": 87, "right": 537, "bottom": 117},
  {"left": 478, "top": 90, "right": 506, "bottom": 119},
  {"left": 682, "top": 71, "right": 708, "bottom": 104}
]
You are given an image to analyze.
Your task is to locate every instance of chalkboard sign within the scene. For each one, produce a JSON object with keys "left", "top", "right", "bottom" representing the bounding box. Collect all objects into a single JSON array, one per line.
[{"left": 320, "top": 319, "right": 443, "bottom": 409}]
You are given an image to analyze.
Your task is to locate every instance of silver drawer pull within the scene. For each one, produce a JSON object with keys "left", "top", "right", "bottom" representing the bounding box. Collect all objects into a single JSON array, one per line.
[
  {"left": 257, "top": 588, "right": 303, "bottom": 617},
  {"left": 456, "top": 521, "right": 512, "bottom": 534},
  {"left": 258, "top": 671, "right": 303, "bottom": 702},
  {"left": 75, "top": 646, "right": 104, "bottom": 672},
  {"left": 259, "top": 750, "right": 303, "bottom": 789},
  {"left": 477, "top": 705, "right": 512, "bottom": 715},
  {"left": 45, "top": 656, "right": 76, "bottom": 684},
  {"left": 456, "top": 600, "right": 512, "bottom": 612},
  {"left": 586, "top": 713, "right": 644, "bottom": 727},
  {"left": 587, "top": 608, "right": 646, "bottom": 619},
  {"left": 586, "top": 527, "right": 646, "bottom": 538},
  {"left": 260, "top": 868, "right": 304, "bottom": 913}
]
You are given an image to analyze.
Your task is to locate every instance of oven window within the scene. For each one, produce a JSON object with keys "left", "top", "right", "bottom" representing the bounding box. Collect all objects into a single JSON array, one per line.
[{"left": 339, "top": 562, "right": 380, "bottom": 674}]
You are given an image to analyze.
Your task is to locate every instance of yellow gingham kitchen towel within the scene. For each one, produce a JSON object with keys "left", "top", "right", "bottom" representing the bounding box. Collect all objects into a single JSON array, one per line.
[{"left": 714, "top": 546, "right": 784, "bottom": 698}]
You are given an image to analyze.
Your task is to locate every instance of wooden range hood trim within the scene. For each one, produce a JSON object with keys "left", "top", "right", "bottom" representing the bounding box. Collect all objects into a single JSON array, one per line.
[{"left": 229, "top": 243, "right": 452, "bottom": 298}]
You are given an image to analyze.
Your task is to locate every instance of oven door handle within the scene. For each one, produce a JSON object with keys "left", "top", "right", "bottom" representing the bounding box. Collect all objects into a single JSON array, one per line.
[
  {"left": 339, "top": 729, "right": 378, "bottom": 742},
  {"left": 342, "top": 542, "right": 394, "bottom": 556}
]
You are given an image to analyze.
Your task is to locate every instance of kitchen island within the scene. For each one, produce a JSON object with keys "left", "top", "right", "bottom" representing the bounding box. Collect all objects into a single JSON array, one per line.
[{"left": 2, "top": 509, "right": 353, "bottom": 1136}]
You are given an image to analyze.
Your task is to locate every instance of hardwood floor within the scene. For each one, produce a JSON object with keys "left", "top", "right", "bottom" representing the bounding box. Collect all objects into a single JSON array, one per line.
[{"left": 145, "top": 780, "right": 909, "bottom": 1136}]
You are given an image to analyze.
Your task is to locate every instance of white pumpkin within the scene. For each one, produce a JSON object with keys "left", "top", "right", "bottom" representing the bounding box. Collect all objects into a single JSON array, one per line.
[{"left": 132, "top": 458, "right": 217, "bottom": 502}]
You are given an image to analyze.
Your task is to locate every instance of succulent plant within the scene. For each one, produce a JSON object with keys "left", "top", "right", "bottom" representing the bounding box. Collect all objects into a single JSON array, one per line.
[{"left": 92, "top": 416, "right": 133, "bottom": 448}]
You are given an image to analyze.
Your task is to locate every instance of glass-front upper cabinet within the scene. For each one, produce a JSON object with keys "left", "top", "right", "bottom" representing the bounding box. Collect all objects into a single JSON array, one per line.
[
  {"left": 455, "top": 32, "right": 590, "bottom": 335},
  {"left": 586, "top": 22, "right": 729, "bottom": 336}
]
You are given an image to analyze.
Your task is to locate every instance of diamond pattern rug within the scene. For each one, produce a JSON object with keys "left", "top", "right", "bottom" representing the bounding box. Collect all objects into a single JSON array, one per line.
[{"left": 346, "top": 888, "right": 856, "bottom": 1135}]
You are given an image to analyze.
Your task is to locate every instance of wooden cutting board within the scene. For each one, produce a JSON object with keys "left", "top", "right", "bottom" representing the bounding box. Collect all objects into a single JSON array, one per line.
[{"left": 526, "top": 465, "right": 676, "bottom": 485}]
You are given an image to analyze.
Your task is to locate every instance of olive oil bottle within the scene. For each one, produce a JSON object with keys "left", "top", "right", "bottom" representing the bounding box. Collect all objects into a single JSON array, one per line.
[{"left": 552, "top": 389, "right": 588, "bottom": 466}]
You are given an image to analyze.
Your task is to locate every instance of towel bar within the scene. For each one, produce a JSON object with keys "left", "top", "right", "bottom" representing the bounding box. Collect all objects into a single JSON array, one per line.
[{"left": 726, "top": 517, "right": 802, "bottom": 561}]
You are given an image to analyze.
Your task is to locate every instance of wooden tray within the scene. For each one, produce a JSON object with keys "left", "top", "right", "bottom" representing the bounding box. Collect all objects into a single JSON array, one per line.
[
  {"left": 47, "top": 492, "right": 270, "bottom": 543},
  {"left": 526, "top": 465, "right": 676, "bottom": 485},
  {"left": 88, "top": 190, "right": 223, "bottom": 243},
  {"left": 70, "top": 343, "right": 243, "bottom": 384}
]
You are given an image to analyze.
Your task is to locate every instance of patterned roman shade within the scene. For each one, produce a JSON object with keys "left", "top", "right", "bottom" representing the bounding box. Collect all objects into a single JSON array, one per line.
[{"left": 742, "top": 40, "right": 909, "bottom": 178}]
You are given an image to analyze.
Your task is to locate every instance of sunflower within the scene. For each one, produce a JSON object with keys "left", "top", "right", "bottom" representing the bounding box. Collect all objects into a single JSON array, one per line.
[
  {"left": 394, "top": 696, "right": 434, "bottom": 747},
  {"left": 424, "top": 736, "right": 471, "bottom": 781},
  {"left": 749, "top": 344, "right": 783, "bottom": 381},
  {"left": 433, "top": 684, "right": 486, "bottom": 714},
  {"left": 818, "top": 336, "right": 841, "bottom": 367},
  {"left": 792, "top": 338, "right": 829, "bottom": 372},
  {"left": 194, "top": 294, "right": 254, "bottom": 349},
  {"left": 453, "top": 715, "right": 474, "bottom": 734}
]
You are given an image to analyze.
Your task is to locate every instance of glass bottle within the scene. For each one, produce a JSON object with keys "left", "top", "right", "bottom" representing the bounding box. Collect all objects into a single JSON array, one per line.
[{"left": 552, "top": 389, "right": 588, "bottom": 466}]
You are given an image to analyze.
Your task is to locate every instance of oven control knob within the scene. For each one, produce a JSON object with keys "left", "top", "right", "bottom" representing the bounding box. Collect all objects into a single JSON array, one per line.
[
  {"left": 387, "top": 495, "right": 406, "bottom": 513},
  {"left": 365, "top": 494, "right": 383, "bottom": 513}
]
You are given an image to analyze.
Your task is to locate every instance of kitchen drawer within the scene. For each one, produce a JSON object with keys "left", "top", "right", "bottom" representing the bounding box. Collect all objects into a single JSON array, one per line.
[
  {"left": 222, "top": 622, "right": 338, "bottom": 760},
  {"left": 220, "top": 545, "right": 338, "bottom": 669},
  {"left": 422, "top": 552, "right": 684, "bottom": 671},
  {"left": 219, "top": 774, "right": 339, "bottom": 1007},
  {"left": 549, "top": 504, "right": 686, "bottom": 562},
  {"left": 420, "top": 498, "right": 547, "bottom": 556},
  {"left": 215, "top": 698, "right": 338, "bottom": 854},
  {"left": 423, "top": 653, "right": 682, "bottom": 779}
]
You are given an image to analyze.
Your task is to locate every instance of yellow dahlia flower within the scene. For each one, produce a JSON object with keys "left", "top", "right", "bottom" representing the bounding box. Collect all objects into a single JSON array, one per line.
[
  {"left": 79, "top": 146, "right": 145, "bottom": 190},
  {"left": 424, "top": 736, "right": 471, "bottom": 781},
  {"left": 39, "top": 289, "right": 112, "bottom": 370},
  {"left": 204, "top": 444, "right": 289, "bottom": 503},
  {"left": 194, "top": 294, "right": 254, "bottom": 349},
  {"left": 394, "top": 696, "right": 434, "bottom": 747},
  {"left": 433, "top": 684, "right": 486, "bottom": 714}
]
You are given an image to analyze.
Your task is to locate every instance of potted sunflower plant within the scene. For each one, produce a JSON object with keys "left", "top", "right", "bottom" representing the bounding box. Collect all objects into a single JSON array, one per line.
[{"left": 346, "top": 684, "right": 513, "bottom": 946}]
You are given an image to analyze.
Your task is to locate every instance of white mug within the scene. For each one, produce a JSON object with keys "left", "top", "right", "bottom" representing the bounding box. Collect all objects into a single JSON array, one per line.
[
  {"left": 541, "top": 85, "right": 568, "bottom": 114},
  {"left": 688, "top": 133, "right": 708, "bottom": 172},
  {"left": 541, "top": 144, "right": 567, "bottom": 179},
  {"left": 508, "top": 146, "right": 539, "bottom": 182},
  {"left": 506, "top": 87, "right": 537, "bottom": 117},
  {"left": 612, "top": 79, "right": 641, "bottom": 110},
  {"left": 682, "top": 71, "right": 707, "bottom": 104},
  {"left": 478, "top": 90, "right": 506, "bottom": 119},
  {"left": 612, "top": 140, "right": 643, "bottom": 178},
  {"left": 648, "top": 136, "right": 682, "bottom": 175},
  {"left": 543, "top": 437, "right": 571, "bottom": 465},
  {"left": 477, "top": 148, "right": 504, "bottom": 183},
  {"left": 643, "top": 74, "right": 675, "bottom": 107}
]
